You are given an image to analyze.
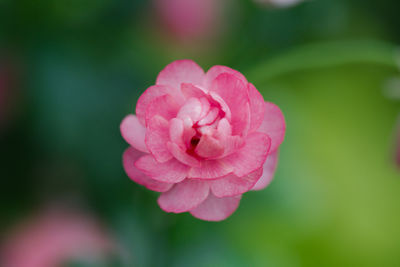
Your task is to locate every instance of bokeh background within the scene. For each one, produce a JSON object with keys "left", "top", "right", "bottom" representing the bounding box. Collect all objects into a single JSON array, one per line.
[{"left": 1, "top": 0, "right": 400, "bottom": 266}]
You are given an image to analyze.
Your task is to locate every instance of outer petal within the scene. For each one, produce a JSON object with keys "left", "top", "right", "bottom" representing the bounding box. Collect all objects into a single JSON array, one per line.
[
  {"left": 136, "top": 85, "right": 183, "bottom": 125},
  {"left": 190, "top": 193, "right": 241, "bottom": 221},
  {"left": 248, "top": 83, "right": 265, "bottom": 133},
  {"left": 156, "top": 60, "right": 205, "bottom": 89},
  {"left": 211, "top": 168, "right": 263, "bottom": 197},
  {"left": 188, "top": 159, "right": 233, "bottom": 179},
  {"left": 252, "top": 151, "right": 279, "bottom": 191},
  {"left": 145, "top": 94, "right": 180, "bottom": 124},
  {"left": 223, "top": 132, "right": 271, "bottom": 177},
  {"left": 135, "top": 155, "right": 189, "bottom": 183},
  {"left": 258, "top": 102, "right": 286, "bottom": 153},
  {"left": 145, "top": 115, "right": 173, "bottom": 162},
  {"left": 158, "top": 180, "right": 210, "bottom": 213},
  {"left": 205, "top": 65, "right": 247, "bottom": 89},
  {"left": 123, "top": 147, "right": 173, "bottom": 192},
  {"left": 120, "top": 115, "right": 149, "bottom": 153},
  {"left": 211, "top": 73, "right": 250, "bottom": 135}
]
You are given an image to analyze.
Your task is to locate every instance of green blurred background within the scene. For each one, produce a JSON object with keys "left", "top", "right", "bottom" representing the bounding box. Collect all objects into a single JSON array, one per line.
[{"left": 1, "top": 0, "right": 400, "bottom": 266}]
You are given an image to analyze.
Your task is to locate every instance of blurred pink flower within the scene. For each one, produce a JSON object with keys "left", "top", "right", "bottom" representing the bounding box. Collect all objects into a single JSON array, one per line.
[
  {"left": 0, "top": 209, "right": 115, "bottom": 267},
  {"left": 121, "top": 60, "right": 285, "bottom": 221},
  {"left": 154, "top": 0, "right": 223, "bottom": 43}
]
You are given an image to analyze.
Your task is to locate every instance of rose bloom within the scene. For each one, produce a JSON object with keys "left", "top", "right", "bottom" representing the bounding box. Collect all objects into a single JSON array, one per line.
[
  {"left": 121, "top": 60, "right": 285, "bottom": 221},
  {"left": 0, "top": 209, "right": 116, "bottom": 267}
]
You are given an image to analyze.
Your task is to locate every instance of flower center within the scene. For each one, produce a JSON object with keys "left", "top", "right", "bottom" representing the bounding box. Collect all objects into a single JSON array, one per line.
[
  {"left": 178, "top": 95, "right": 231, "bottom": 159},
  {"left": 190, "top": 136, "right": 201, "bottom": 147}
]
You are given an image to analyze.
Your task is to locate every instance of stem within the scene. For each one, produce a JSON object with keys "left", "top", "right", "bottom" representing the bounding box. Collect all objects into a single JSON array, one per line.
[{"left": 246, "top": 40, "right": 400, "bottom": 84}]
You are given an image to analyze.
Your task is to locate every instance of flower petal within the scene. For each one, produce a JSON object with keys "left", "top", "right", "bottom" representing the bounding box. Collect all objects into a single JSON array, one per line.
[
  {"left": 190, "top": 193, "right": 241, "bottom": 221},
  {"left": 199, "top": 97, "right": 211, "bottom": 119},
  {"left": 223, "top": 132, "right": 271, "bottom": 177},
  {"left": 188, "top": 159, "right": 233, "bottom": 179},
  {"left": 177, "top": 97, "right": 203, "bottom": 122},
  {"left": 252, "top": 151, "right": 279, "bottom": 191},
  {"left": 205, "top": 65, "right": 247, "bottom": 89},
  {"left": 217, "top": 118, "right": 232, "bottom": 136},
  {"left": 181, "top": 83, "right": 208, "bottom": 98},
  {"left": 211, "top": 168, "right": 263, "bottom": 197},
  {"left": 120, "top": 115, "right": 149, "bottom": 153},
  {"left": 145, "top": 94, "right": 180, "bottom": 124},
  {"left": 169, "top": 118, "right": 185, "bottom": 148},
  {"left": 218, "top": 135, "right": 244, "bottom": 158},
  {"left": 167, "top": 142, "right": 201, "bottom": 167},
  {"left": 158, "top": 180, "right": 210, "bottom": 213},
  {"left": 208, "top": 91, "right": 231, "bottom": 121},
  {"left": 258, "top": 102, "right": 286, "bottom": 153},
  {"left": 123, "top": 147, "right": 173, "bottom": 192},
  {"left": 210, "top": 73, "right": 250, "bottom": 135},
  {"left": 156, "top": 60, "right": 205, "bottom": 89},
  {"left": 135, "top": 155, "right": 189, "bottom": 183},
  {"left": 248, "top": 83, "right": 265, "bottom": 133},
  {"left": 145, "top": 115, "right": 173, "bottom": 162},
  {"left": 169, "top": 118, "right": 197, "bottom": 149},
  {"left": 195, "top": 134, "right": 224, "bottom": 158},
  {"left": 136, "top": 85, "right": 183, "bottom": 125},
  {"left": 214, "top": 119, "right": 245, "bottom": 157},
  {"left": 197, "top": 107, "right": 218, "bottom": 126}
]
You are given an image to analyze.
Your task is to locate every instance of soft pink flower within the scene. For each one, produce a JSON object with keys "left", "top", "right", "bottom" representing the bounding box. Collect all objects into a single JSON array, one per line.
[
  {"left": 121, "top": 60, "right": 285, "bottom": 221},
  {"left": 0, "top": 209, "right": 116, "bottom": 267},
  {"left": 154, "top": 0, "right": 223, "bottom": 43}
]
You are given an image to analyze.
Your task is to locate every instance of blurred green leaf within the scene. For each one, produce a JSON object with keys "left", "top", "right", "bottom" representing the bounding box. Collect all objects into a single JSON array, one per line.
[{"left": 247, "top": 40, "right": 399, "bottom": 84}]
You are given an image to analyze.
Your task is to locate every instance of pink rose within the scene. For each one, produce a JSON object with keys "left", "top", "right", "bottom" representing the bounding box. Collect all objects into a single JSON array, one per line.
[
  {"left": 0, "top": 209, "right": 116, "bottom": 267},
  {"left": 121, "top": 60, "right": 285, "bottom": 221}
]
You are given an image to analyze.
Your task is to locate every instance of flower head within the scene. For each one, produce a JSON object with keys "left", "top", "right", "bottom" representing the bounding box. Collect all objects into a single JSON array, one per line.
[{"left": 121, "top": 60, "right": 285, "bottom": 221}]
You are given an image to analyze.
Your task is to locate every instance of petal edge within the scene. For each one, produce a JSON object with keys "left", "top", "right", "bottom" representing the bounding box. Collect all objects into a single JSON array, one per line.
[{"left": 190, "top": 193, "right": 241, "bottom": 221}]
